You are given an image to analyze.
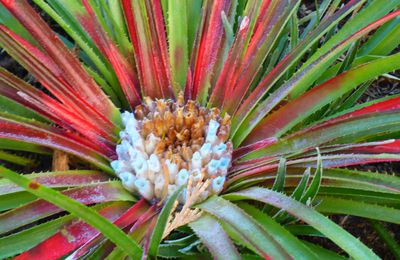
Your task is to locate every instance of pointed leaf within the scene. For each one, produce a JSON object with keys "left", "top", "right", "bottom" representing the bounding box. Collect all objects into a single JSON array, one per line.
[
  {"left": 0, "top": 166, "right": 142, "bottom": 258},
  {"left": 189, "top": 214, "right": 241, "bottom": 260},
  {"left": 225, "top": 187, "right": 380, "bottom": 259}
]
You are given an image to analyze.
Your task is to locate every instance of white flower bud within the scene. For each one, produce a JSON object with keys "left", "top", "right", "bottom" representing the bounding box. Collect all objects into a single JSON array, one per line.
[
  {"left": 218, "top": 157, "right": 231, "bottom": 175},
  {"left": 168, "top": 184, "right": 177, "bottom": 196},
  {"left": 128, "top": 130, "right": 145, "bottom": 151},
  {"left": 147, "top": 154, "right": 161, "bottom": 182},
  {"left": 206, "top": 120, "right": 219, "bottom": 144},
  {"left": 190, "top": 169, "right": 202, "bottom": 182},
  {"left": 207, "top": 159, "right": 220, "bottom": 177},
  {"left": 111, "top": 160, "right": 130, "bottom": 174},
  {"left": 128, "top": 147, "right": 139, "bottom": 160},
  {"left": 145, "top": 133, "right": 160, "bottom": 154},
  {"left": 200, "top": 142, "right": 212, "bottom": 157},
  {"left": 121, "top": 111, "right": 135, "bottom": 126},
  {"left": 154, "top": 174, "right": 165, "bottom": 198},
  {"left": 211, "top": 176, "right": 225, "bottom": 194},
  {"left": 166, "top": 160, "right": 178, "bottom": 184},
  {"left": 119, "top": 130, "right": 128, "bottom": 140},
  {"left": 176, "top": 169, "right": 189, "bottom": 186},
  {"left": 116, "top": 140, "right": 131, "bottom": 160},
  {"left": 213, "top": 143, "right": 227, "bottom": 157},
  {"left": 132, "top": 159, "right": 148, "bottom": 179},
  {"left": 134, "top": 178, "right": 154, "bottom": 200},
  {"left": 191, "top": 151, "right": 202, "bottom": 169},
  {"left": 119, "top": 171, "right": 136, "bottom": 192}
]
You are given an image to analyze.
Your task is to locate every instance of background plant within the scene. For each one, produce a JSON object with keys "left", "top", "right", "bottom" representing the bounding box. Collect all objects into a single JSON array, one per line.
[{"left": 0, "top": 0, "right": 400, "bottom": 259}]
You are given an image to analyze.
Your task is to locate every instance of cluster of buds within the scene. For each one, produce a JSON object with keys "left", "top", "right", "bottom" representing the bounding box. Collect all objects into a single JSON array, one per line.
[{"left": 111, "top": 94, "right": 232, "bottom": 204}]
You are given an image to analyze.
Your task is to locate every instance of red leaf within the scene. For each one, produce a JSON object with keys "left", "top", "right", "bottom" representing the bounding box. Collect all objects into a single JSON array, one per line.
[
  {"left": 346, "top": 139, "right": 400, "bottom": 154},
  {"left": 0, "top": 25, "right": 118, "bottom": 141},
  {"left": 0, "top": 170, "right": 110, "bottom": 195},
  {"left": 0, "top": 68, "right": 117, "bottom": 151},
  {"left": 208, "top": 15, "right": 252, "bottom": 108},
  {"left": 232, "top": 0, "right": 388, "bottom": 136},
  {"left": 233, "top": 137, "right": 277, "bottom": 159},
  {"left": 0, "top": 117, "right": 113, "bottom": 170},
  {"left": 121, "top": 0, "right": 173, "bottom": 99},
  {"left": 78, "top": 0, "right": 142, "bottom": 108},
  {"left": 185, "top": 0, "right": 231, "bottom": 102},
  {"left": 0, "top": 182, "right": 132, "bottom": 235},
  {"left": 67, "top": 199, "right": 149, "bottom": 260},
  {"left": 223, "top": 0, "right": 294, "bottom": 114},
  {"left": 14, "top": 202, "right": 133, "bottom": 260},
  {"left": 0, "top": 0, "right": 118, "bottom": 121}
]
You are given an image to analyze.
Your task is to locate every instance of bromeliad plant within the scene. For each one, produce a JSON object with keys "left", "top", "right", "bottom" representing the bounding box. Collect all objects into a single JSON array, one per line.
[{"left": 0, "top": 0, "right": 400, "bottom": 258}]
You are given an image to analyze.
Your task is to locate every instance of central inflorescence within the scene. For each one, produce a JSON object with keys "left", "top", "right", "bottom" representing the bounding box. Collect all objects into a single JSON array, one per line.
[{"left": 111, "top": 94, "right": 232, "bottom": 204}]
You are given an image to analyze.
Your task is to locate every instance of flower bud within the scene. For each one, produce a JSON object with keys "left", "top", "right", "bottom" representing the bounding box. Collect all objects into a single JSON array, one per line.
[
  {"left": 135, "top": 178, "right": 154, "bottom": 200},
  {"left": 176, "top": 169, "right": 189, "bottom": 186},
  {"left": 211, "top": 176, "right": 225, "bottom": 194}
]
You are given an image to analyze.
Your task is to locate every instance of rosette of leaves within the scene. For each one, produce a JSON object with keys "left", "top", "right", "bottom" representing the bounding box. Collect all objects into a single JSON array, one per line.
[{"left": 0, "top": 0, "right": 400, "bottom": 259}]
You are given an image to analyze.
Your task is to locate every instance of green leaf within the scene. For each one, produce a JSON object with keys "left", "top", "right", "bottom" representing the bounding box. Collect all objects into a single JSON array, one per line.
[
  {"left": 272, "top": 157, "right": 286, "bottom": 192},
  {"left": 244, "top": 52, "right": 400, "bottom": 142},
  {"left": 238, "top": 202, "right": 318, "bottom": 259},
  {"left": 290, "top": 168, "right": 310, "bottom": 200},
  {"left": 0, "top": 166, "right": 142, "bottom": 258},
  {"left": 0, "top": 96, "right": 46, "bottom": 122},
  {"left": 189, "top": 214, "right": 241, "bottom": 260},
  {"left": 148, "top": 185, "right": 184, "bottom": 257},
  {"left": 230, "top": 0, "right": 366, "bottom": 138},
  {"left": 300, "top": 150, "right": 322, "bottom": 204},
  {"left": 290, "top": 0, "right": 400, "bottom": 98},
  {"left": 0, "top": 150, "right": 35, "bottom": 166},
  {"left": 0, "top": 4, "right": 36, "bottom": 45},
  {"left": 316, "top": 197, "right": 400, "bottom": 224},
  {"left": 316, "top": 188, "right": 400, "bottom": 208},
  {"left": 245, "top": 111, "right": 400, "bottom": 159},
  {"left": 0, "top": 214, "right": 73, "bottom": 258},
  {"left": 167, "top": 0, "right": 189, "bottom": 92},
  {"left": 0, "top": 170, "right": 110, "bottom": 196},
  {"left": 225, "top": 187, "right": 380, "bottom": 259},
  {"left": 302, "top": 241, "right": 347, "bottom": 260},
  {"left": 0, "top": 191, "right": 37, "bottom": 211},
  {"left": 285, "top": 225, "right": 324, "bottom": 237},
  {"left": 359, "top": 16, "right": 400, "bottom": 56},
  {"left": 369, "top": 219, "right": 400, "bottom": 259},
  {"left": 33, "top": 0, "right": 124, "bottom": 102},
  {"left": 197, "top": 196, "right": 291, "bottom": 259},
  {"left": 262, "top": 157, "right": 286, "bottom": 213},
  {"left": 0, "top": 139, "right": 50, "bottom": 154},
  {"left": 234, "top": 4, "right": 400, "bottom": 145}
]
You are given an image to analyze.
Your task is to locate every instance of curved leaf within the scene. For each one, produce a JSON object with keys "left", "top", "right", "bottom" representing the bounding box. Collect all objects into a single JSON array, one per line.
[
  {"left": 244, "top": 111, "right": 400, "bottom": 159},
  {"left": 225, "top": 187, "right": 380, "bottom": 259},
  {"left": 0, "top": 181, "right": 134, "bottom": 234},
  {"left": 197, "top": 196, "right": 291, "bottom": 259},
  {"left": 0, "top": 212, "right": 74, "bottom": 258},
  {"left": 248, "top": 52, "right": 400, "bottom": 141},
  {"left": 0, "top": 166, "right": 142, "bottom": 258},
  {"left": 148, "top": 186, "right": 184, "bottom": 257},
  {"left": 238, "top": 202, "right": 318, "bottom": 259},
  {"left": 316, "top": 197, "right": 400, "bottom": 224},
  {"left": 0, "top": 170, "right": 110, "bottom": 195},
  {"left": 15, "top": 202, "right": 132, "bottom": 260},
  {"left": 189, "top": 214, "right": 241, "bottom": 260}
]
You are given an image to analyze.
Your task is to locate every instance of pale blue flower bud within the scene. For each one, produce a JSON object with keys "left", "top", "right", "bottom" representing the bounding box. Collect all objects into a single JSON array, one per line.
[
  {"left": 119, "top": 171, "right": 136, "bottom": 192},
  {"left": 212, "top": 176, "right": 225, "bottom": 194},
  {"left": 176, "top": 169, "right": 189, "bottom": 186}
]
